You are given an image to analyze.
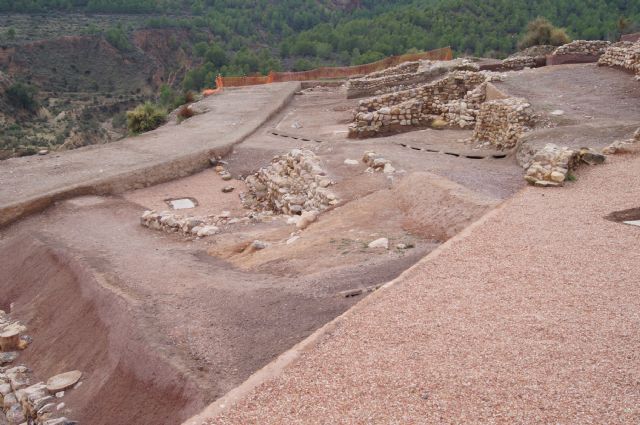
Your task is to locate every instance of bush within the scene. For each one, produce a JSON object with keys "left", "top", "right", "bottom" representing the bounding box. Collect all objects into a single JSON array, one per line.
[
  {"left": 519, "top": 17, "right": 571, "bottom": 50},
  {"left": 177, "top": 105, "right": 195, "bottom": 122},
  {"left": 126, "top": 102, "right": 166, "bottom": 134},
  {"left": 6, "top": 83, "right": 39, "bottom": 112}
]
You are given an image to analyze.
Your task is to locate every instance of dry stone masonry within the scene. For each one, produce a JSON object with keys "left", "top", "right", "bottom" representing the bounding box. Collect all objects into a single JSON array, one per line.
[
  {"left": 242, "top": 149, "right": 338, "bottom": 215},
  {"left": 346, "top": 59, "right": 478, "bottom": 99},
  {"left": 349, "top": 71, "right": 487, "bottom": 137},
  {"left": 501, "top": 45, "right": 555, "bottom": 70},
  {"left": 552, "top": 40, "right": 612, "bottom": 57},
  {"left": 0, "top": 310, "right": 78, "bottom": 425},
  {"left": 472, "top": 97, "right": 535, "bottom": 150},
  {"left": 140, "top": 209, "right": 263, "bottom": 238},
  {"left": 598, "top": 41, "right": 640, "bottom": 76}
]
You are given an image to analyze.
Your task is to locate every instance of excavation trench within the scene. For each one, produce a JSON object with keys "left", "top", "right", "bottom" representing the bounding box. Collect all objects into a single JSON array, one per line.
[{"left": 0, "top": 84, "right": 525, "bottom": 424}]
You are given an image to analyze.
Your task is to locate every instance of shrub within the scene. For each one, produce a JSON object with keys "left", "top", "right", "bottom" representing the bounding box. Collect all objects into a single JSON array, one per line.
[
  {"left": 6, "top": 83, "right": 39, "bottom": 112},
  {"left": 518, "top": 17, "right": 571, "bottom": 50},
  {"left": 177, "top": 105, "right": 195, "bottom": 122},
  {"left": 126, "top": 102, "right": 166, "bottom": 134},
  {"left": 184, "top": 91, "right": 195, "bottom": 103}
]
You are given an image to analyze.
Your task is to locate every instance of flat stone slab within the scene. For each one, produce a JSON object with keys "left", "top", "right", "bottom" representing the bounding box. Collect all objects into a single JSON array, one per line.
[
  {"left": 623, "top": 220, "right": 640, "bottom": 227},
  {"left": 46, "top": 371, "right": 82, "bottom": 393},
  {"left": 169, "top": 198, "right": 196, "bottom": 210}
]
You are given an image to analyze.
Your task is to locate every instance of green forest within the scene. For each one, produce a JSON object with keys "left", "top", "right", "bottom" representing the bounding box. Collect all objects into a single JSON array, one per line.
[{"left": 1, "top": 0, "right": 639, "bottom": 91}]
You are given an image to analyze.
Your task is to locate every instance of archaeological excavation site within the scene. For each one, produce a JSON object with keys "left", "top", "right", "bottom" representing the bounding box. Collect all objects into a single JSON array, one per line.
[{"left": 1, "top": 35, "right": 640, "bottom": 425}]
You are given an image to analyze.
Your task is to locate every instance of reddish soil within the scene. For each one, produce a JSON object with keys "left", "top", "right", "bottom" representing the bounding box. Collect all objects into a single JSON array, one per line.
[{"left": 0, "top": 84, "right": 526, "bottom": 424}]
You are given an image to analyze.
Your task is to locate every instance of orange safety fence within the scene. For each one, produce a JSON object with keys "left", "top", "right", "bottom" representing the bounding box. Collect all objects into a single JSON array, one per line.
[{"left": 205, "top": 46, "right": 453, "bottom": 94}]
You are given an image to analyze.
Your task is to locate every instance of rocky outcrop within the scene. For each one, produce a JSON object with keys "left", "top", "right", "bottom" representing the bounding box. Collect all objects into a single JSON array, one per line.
[
  {"left": 598, "top": 41, "right": 640, "bottom": 76},
  {"left": 473, "top": 97, "right": 535, "bottom": 150},
  {"left": 242, "top": 149, "right": 338, "bottom": 215}
]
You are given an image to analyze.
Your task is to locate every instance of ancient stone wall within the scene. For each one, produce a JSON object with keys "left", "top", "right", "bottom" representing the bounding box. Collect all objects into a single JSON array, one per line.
[
  {"left": 359, "top": 61, "right": 420, "bottom": 79},
  {"left": 472, "top": 97, "right": 534, "bottom": 150},
  {"left": 346, "top": 59, "right": 478, "bottom": 99},
  {"left": 598, "top": 41, "right": 640, "bottom": 75},
  {"left": 348, "top": 71, "right": 487, "bottom": 137},
  {"left": 552, "top": 40, "right": 611, "bottom": 56}
]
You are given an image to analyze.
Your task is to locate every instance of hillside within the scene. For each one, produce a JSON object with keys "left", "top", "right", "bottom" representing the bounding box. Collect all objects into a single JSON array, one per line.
[{"left": 0, "top": 0, "right": 638, "bottom": 158}]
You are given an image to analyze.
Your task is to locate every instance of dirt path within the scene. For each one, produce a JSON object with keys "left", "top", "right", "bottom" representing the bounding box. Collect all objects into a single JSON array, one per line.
[{"left": 208, "top": 152, "right": 640, "bottom": 425}]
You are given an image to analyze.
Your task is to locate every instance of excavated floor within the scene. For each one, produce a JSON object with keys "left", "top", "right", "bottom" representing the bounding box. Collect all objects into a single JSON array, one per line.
[{"left": 0, "top": 85, "right": 527, "bottom": 424}]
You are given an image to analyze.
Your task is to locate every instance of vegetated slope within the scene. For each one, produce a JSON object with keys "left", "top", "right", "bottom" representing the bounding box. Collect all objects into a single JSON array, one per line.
[{"left": 0, "top": 0, "right": 638, "bottom": 158}]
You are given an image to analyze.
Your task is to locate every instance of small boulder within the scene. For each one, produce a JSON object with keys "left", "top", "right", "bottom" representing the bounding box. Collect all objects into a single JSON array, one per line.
[
  {"left": 368, "top": 238, "right": 389, "bottom": 249},
  {"left": 46, "top": 371, "right": 82, "bottom": 394},
  {"left": 222, "top": 186, "right": 235, "bottom": 193}
]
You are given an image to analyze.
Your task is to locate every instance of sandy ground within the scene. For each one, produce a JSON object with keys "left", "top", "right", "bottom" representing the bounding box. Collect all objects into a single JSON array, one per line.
[{"left": 210, "top": 152, "right": 640, "bottom": 425}]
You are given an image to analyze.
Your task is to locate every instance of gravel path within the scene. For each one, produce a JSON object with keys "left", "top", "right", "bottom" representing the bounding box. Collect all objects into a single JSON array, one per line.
[{"left": 207, "top": 154, "right": 640, "bottom": 424}]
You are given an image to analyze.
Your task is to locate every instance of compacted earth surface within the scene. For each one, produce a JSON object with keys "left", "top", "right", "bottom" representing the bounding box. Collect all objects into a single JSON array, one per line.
[{"left": 0, "top": 62, "right": 638, "bottom": 424}]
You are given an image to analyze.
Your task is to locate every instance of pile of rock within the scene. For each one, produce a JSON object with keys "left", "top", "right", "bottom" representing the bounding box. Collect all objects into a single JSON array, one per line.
[
  {"left": 1, "top": 368, "right": 79, "bottom": 425},
  {"left": 0, "top": 311, "right": 77, "bottom": 424},
  {"left": 242, "top": 149, "right": 338, "bottom": 215},
  {"left": 603, "top": 127, "right": 640, "bottom": 154},
  {"left": 553, "top": 40, "right": 612, "bottom": 57},
  {"left": 362, "top": 151, "right": 395, "bottom": 174},
  {"left": 524, "top": 143, "right": 606, "bottom": 187},
  {"left": 349, "top": 71, "right": 487, "bottom": 137},
  {"left": 473, "top": 97, "right": 535, "bottom": 150},
  {"left": 598, "top": 41, "right": 640, "bottom": 76}
]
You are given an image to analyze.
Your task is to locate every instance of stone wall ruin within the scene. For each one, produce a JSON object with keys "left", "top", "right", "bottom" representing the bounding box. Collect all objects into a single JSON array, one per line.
[{"left": 598, "top": 41, "right": 640, "bottom": 76}]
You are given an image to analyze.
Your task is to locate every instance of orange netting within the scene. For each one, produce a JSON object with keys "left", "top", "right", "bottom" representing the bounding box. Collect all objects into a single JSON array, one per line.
[{"left": 205, "top": 47, "right": 453, "bottom": 94}]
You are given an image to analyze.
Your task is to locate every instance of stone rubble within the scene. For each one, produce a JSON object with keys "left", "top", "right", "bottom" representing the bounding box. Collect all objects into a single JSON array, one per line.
[
  {"left": 523, "top": 143, "right": 606, "bottom": 187},
  {"left": 0, "top": 311, "right": 77, "bottom": 425},
  {"left": 602, "top": 128, "right": 640, "bottom": 154},
  {"left": 242, "top": 149, "right": 338, "bottom": 215},
  {"left": 141, "top": 149, "right": 337, "bottom": 238},
  {"left": 362, "top": 151, "right": 395, "bottom": 174}
]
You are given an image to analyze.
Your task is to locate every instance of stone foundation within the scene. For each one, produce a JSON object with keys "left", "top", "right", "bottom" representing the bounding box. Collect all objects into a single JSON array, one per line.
[
  {"left": 348, "top": 71, "right": 487, "bottom": 137},
  {"left": 598, "top": 41, "right": 640, "bottom": 75}
]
